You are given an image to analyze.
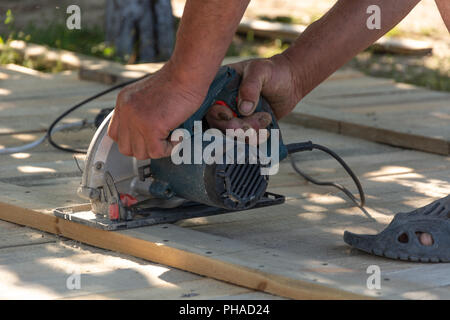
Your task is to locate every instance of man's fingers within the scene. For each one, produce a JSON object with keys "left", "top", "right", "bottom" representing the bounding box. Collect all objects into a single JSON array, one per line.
[
  {"left": 131, "top": 131, "right": 149, "bottom": 160},
  {"left": 117, "top": 122, "right": 133, "bottom": 157},
  {"left": 107, "top": 110, "right": 119, "bottom": 140},
  {"left": 207, "top": 104, "right": 235, "bottom": 121},
  {"left": 238, "top": 61, "right": 270, "bottom": 116},
  {"left": 207, "top": 110, "right": 272, "bottom": 131},
  {"left": 157, "top": 138, "right": 176, "bottom": 159},
  {"left": 226, "top": 61, "right": 245, "bottom": 75},
  {"left": 239, "top": 112, "right": 272, "bottom": 131},
  {"left": 205, "top": 103, "right": 235, "bottom": 131},
  {"left": 206, "top": 108, "right": 272, "bottom": 146}
]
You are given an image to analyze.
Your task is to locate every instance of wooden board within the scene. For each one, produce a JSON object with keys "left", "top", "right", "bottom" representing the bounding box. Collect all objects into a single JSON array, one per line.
[
  {"left": 290, "top": 72, "right": 450, "bottom": 155},
  {"left": 371, "top": 38, "right": 433, "bottom": 56},
  {"left": 0, "top": 218, "right": 279, "bottom": 300},
  {"left": 0, "top": 193, "right": 367, "bottom": 300},
  {"left": 1, "top": 64, "right": 450, "bottom": 299}
]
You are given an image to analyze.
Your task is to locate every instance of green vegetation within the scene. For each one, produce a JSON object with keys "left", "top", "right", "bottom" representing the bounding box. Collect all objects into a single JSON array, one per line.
[
  {"left": 257, "top": 13, "right": 322, "bottom": 25},
  {"left": 351, "top": 52, "right": 450, "bottom": 92},
  {"left": 385, "top": 26, "right": 404, "bottom": 38},
  {"left": 0, "top": 10, "right": 119, "bottom": 72},
  {"left": 226, "top": 33, "right": 289, "bottom": 58},
  {"left": 0, "top": 11, "right": 66, "bottom": 72},
  {"left": 418, "top": 27, "right": 437, "bottom": 37},
  {"left": 258, "top": 15, "right": 304, "bottom": 25},
  {"left": 18, "top": 23, "right": 117, "bottom": 60},
  {"left": 0, "top": 46, "right": 65, "bottom": 73}
]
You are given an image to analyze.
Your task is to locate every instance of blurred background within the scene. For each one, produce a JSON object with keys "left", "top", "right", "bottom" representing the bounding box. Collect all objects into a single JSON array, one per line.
[{"left": 0, "top": 0, "right": 449, "bottom": 91}]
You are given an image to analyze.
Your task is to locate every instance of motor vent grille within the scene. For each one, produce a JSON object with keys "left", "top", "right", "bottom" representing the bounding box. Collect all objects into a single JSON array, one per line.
[{"left": 216, "top": 163, "right": 268, "bottom": 210}]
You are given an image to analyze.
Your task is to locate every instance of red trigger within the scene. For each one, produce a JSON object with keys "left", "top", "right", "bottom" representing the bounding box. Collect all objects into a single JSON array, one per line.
[{"left": 215, "top": 100, "right": 238, "bottom": 117}]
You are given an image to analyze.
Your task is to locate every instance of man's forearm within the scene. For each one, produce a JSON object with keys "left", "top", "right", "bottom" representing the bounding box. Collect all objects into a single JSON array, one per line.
[
  {"left": 168, "top": 0, "right": 250, "bottom": 95},
  {"left": 283, "top": 0, "right": 421, "bottom": 98},
  {"left": 436, "top": 0, "right": 450, "bottom": 32}
]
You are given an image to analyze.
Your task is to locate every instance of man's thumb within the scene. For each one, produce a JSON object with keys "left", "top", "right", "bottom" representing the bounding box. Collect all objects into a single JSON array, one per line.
[{"left": 238, "top": 62, "right": 268, "bottom": 116}]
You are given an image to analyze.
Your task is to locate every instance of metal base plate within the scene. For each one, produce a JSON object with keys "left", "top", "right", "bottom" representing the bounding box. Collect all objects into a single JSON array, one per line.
[{"left": 54, "top": 192, "right": 285, "bottom": 231}]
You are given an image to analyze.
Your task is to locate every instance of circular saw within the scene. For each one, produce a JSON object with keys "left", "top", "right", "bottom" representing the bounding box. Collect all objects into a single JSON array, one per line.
[{"left": 54, "top": 66, "right": 287, "bottom": 230}]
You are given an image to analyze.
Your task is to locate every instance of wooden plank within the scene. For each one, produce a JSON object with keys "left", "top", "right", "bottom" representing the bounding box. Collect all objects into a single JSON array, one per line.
[
  {"left": 1, "top": 151, "right": 449, "bottom": 300},
  {"left": 211, "top": 291, "right": 285, "bottom": 300},
  {"left": 304, "top": 77, "right": 398, "bottom": 101},
  {"left": 78, "top": 61, "right": 161, "bottom": 85},
  {"left": 236, "top": 17, "right": 306, "bottom": 41},
  {"left": 284, "top": 110, "right": 449, "bottom": 155},
  {"left": 339, "top": 122, "right": 449, "bottom": 155},
  {"left": 305, "top": 88, "right": 448, "bottom": 108},
  {"left": 0, "top": 190, "right": 273, "bottom": 300},
  {"left": 0, "top": 181, "right": 369, "bottom": 299},
  {"left": 0, "top": 220, "right": 56, "bottom": 249},
  {"left": 385, "top": 285, "right": 450, "bottom": 300},
  {"left": 0, "top": 65, "right": 108, "bottom": 97},
  {"left": 0, "top": 159, "right": 80, "bottom": 180},
  {"left": 0, "top": 66, "right": 115, "bottom": 134},
  {"left": 323, "top": 68, "right": 365, "bottom": 81},
  {"left": 290, "top": 67, "right": 450, "bottom": 157},
  {"left": 339, "top": 99, "right": 450, "bottom": 114},
  {"left": 65, "top": 278, "right": 256, "bottom": 300},
  {"left": 0, "top": 239, "right": 261, "bottom": 300},
  {"left": 78, "top": 57, "right": 249, "bottom": 84},
  {"left": 384, "top": 264, "right": 450, "bottom": 288},
  {"left": 286, "top": 104, "right": 450, "bottom": 155},
  {"left": 371, "top": 38, "right": 433, "bottom": 56},
  {"left": 2, "top": 40, "right": 115, "bottom": 70}
]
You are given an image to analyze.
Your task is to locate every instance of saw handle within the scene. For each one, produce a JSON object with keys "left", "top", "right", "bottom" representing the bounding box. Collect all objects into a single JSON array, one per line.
[{"left": 179, "top": 66, "right": 288, "bottom": 161}]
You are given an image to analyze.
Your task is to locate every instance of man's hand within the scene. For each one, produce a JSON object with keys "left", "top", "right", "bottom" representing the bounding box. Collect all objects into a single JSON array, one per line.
[
  {"left": 206, "top": 54, "right": 303, "bottom": 132},
  {"left": 107, "top": 63, "right": 205, "bottom": 160},
  {"left": 108, "top": 54, "right": 302, "bottom": 160}
]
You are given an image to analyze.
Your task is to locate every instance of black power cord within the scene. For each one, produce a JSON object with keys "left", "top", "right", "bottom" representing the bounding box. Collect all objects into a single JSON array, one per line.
[
  {"left": 47, "top": 74, "right": 149, "bottom": 154},
  {"left": 287, "top": 141, "right": 365, "bottom": 208}
]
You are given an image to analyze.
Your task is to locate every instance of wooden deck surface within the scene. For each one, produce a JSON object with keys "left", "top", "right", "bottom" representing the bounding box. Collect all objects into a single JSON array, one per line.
[
  {"left": 0, "top": 63, "right": 449, "bottom": 299},
  {"left": 292, "top": 69, "right": 450, "bottom": 156}
]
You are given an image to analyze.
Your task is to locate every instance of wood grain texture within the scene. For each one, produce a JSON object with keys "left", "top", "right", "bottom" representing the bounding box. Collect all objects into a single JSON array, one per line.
[
  {"left": 287, "top": 102, "right": 450, "bottom": 156},
  {"left": 0, "top": 198, "right": 367, "bottom": 300},
  {"left": 1, "top": 64, "right": 449, "bottom": 299}
]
